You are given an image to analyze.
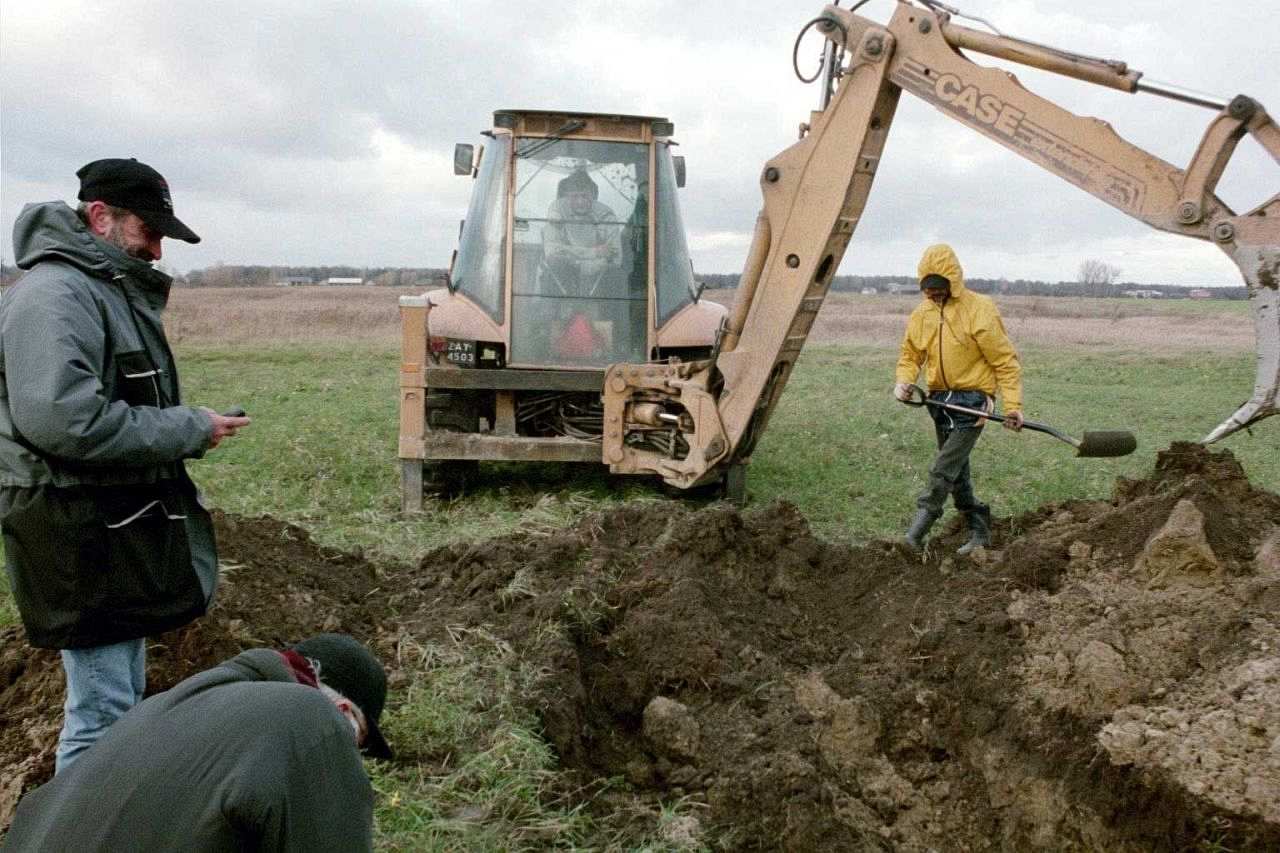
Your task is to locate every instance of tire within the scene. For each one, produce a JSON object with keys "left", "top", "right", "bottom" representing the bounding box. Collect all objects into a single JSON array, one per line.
[
  {"left": 426, "top": 391, "right": 479, "bottom": 432},
  {"left": 423, "top": 392, "right": 480, "bottom": 497},
  {"left": 422, "top": 459, "right": 477, "bottom": 498}
]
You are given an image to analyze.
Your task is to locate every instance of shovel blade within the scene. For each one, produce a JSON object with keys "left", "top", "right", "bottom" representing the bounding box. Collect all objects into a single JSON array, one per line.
[{"left": 1076, "top": 430, "right": 1137, "bottom": 457}]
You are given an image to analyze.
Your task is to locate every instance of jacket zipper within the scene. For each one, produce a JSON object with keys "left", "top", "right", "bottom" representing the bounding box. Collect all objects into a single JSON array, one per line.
[
  {"left": 936, "top": 303, "right": 955, "bottom": 430},
  {"left": 936, "top": 302, "right": 949, "bottom": 389}
]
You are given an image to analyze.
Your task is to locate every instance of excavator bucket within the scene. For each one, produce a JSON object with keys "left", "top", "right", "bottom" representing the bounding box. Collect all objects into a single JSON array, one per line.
[{"left": 1201, "top": 250, "right": 1280, "bottom": 444}]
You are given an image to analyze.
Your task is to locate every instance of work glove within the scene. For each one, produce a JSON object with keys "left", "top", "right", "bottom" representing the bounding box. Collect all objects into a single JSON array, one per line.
[{"left": 893, "top": 382, "right": 914, "bottom": 402}]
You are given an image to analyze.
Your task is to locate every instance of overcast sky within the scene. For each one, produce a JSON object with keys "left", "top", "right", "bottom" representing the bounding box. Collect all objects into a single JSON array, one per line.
[{"left": 1, "top": 0, "right": 1275, "bottom": 285}]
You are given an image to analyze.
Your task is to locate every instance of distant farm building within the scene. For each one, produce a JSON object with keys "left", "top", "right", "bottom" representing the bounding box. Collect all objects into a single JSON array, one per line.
[
  {"left": 274, "top": 275, "right": 313, "bottom": 287},
  {"left": 325, "top": 277, "right": 364, "bottom": 286},
  {"left": 885, "top": 281, "right": 916, "bottom": 295},
  {"left": 860, "top": 287, "right": 878, "bottom": 295},
  {"left": 1122, "top": 288, "right": 1164, "bottom": 299},
  {"left": 1188, "top": 288, "right": 1214, "bottom": 300}
]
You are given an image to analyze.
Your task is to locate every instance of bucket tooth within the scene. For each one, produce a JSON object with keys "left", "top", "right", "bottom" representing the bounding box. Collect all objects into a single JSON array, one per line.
[{"left": 1202, "top": 274, "right": 1279, "bottom": 444}]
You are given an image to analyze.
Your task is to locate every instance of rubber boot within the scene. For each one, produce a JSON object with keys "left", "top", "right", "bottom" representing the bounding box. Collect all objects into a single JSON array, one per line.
[
  {"left": 956, "top": 507, "right": 992, "bottom": 556},
  {"left": 904, "top": 509, "right": 939, "bottom": 551}
]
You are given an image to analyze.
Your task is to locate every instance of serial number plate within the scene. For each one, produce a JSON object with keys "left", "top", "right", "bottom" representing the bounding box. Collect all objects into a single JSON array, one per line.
[{"left": 445, "top": 339, "right": 476, "bottom": 366}]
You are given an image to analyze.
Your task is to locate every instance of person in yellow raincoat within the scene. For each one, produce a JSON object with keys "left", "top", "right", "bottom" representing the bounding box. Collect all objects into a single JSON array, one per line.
[{"left": 894, "top": 244, "right": 1024, "bottom": 554}]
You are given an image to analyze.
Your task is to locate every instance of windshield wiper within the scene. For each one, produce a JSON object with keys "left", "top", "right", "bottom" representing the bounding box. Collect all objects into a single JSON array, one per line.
[{"left": 516, "top": 119, "right": 586, "bottom": 159}]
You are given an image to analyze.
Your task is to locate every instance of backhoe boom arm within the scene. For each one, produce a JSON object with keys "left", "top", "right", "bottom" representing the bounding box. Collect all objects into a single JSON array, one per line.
[{"left": 602, "top": 1, "right": 1277, "bottom": 490}]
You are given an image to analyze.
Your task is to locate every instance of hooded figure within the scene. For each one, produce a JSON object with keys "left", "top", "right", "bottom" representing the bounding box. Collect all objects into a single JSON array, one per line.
[
  {"left": 543, "top": 168, "right": 620, "bottom": 295},
  {"left": 557, "top": 168, "right": 599, "bottom": 202},
  {"left": 893, "top": 244, "right": 1024, "bottom": 554}
]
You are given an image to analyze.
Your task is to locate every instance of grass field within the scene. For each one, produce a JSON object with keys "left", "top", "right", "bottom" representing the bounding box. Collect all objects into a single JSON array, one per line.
[
  {"left": 164, "top": 338, "right": 1276, "bottom": 562},
  {"left": 139, "top": 286, "right": 1273, "bottom": 558},
  {"left": 2, "top": 287, "right": 1275, "bottom": 848}
]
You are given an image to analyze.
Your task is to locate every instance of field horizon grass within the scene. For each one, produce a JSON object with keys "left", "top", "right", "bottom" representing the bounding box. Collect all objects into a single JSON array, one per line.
[
  {"left": 3, "top": 288, "right": 1274, "bottom": 655},
  {"left": 2, "top": 289, "right": 1275, "bottom": 848}
]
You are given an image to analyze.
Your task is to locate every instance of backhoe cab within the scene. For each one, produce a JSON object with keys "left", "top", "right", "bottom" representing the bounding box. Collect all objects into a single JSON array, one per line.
[{"left": 398, "top": 111, "right": 727, "bottom": 510}]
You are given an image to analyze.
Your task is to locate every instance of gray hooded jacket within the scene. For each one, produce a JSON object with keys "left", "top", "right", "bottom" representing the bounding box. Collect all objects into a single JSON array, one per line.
[
  {"left": 0, "top": 201, "right": 212, "bottom": 486},
  {"left": 0, "top": 202, "right": 218, "bottom": 648}
]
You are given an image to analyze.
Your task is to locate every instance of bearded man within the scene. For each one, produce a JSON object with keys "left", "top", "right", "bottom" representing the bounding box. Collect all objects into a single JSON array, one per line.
[{"left": 0, "top": 158, "right": 250, "bottom": 771}]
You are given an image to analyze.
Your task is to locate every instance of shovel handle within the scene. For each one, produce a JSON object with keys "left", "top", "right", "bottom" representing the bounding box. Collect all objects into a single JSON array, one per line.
[
  {"left": 901, "top": 384, "right": 1005, "bottom": 422},
  {"left": 899, "top": 385, "right": 1073, "bottom": 445},
  {"left": 899, "top": 385, "right": 1137, "bottom": 456}
]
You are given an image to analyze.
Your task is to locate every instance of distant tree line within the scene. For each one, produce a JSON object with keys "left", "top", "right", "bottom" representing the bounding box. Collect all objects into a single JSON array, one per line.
[
  {"left": 697, "top": 271, "right": 1249, "bottom": 300},
  {"left": 179, "top": 265, "right": 448, "bottom": 288},
  {"left": 0, "top": 262, "right": 1249, "bottom": 299}
]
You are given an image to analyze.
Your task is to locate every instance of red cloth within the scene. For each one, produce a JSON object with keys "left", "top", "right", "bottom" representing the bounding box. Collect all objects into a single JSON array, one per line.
[
  {"left": 554, "top": 313, "right": 602, "bottom": 359},
  {"left": 279, "top": 649, "right": 319, "bottom": 688}
]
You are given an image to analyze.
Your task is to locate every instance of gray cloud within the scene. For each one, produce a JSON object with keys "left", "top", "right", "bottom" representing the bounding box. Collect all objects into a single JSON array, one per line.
[{"left": 2, "top": 0, "right": 1273, "bottom": 285}]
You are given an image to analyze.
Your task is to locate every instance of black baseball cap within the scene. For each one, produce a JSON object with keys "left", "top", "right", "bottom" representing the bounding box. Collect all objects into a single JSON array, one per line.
[
  {"left": 76, "top": 158, "right": 201, "bottom": 244},
  {"left": 292, "top": 633, "right": 393, "bottom": 760},
  {"left": 920, "top": 273, "right": 950, "bottom": 290}
]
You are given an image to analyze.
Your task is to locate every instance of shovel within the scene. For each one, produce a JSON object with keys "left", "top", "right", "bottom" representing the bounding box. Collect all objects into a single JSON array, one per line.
[{"left": 901, "top": 385, "right": 1136, "bottom": 458}]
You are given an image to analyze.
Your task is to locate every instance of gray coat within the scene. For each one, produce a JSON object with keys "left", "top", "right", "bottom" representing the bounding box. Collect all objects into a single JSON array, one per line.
[
  {"left": 0, "top": 201, "right": 213, "bottom": 486},
  {"left": 2, "top": 649, "right": 375, "bottom": 852},
  {"left": 0, "top": 201, "right": 218, "bottom": 648}
]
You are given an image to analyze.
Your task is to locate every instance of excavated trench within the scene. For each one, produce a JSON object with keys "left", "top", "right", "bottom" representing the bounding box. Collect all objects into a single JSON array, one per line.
[{"left": 3, "top": 442, "right": 1278, "bottom": 850}]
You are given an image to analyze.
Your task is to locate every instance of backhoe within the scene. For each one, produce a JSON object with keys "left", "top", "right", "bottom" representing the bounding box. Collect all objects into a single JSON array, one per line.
[{"left": 399, "top": 0, "right": 1277, "bottom": 510}]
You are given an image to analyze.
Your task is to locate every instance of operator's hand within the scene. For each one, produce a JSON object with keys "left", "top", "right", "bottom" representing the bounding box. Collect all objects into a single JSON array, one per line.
[
  {"left": 201, "top": 408, "right": 251, "bottom": 449},
  {"left": 893, "top": 382, "right": 914, "bottom": 402},
  {"left": 1003, "top": 410, "right": 1025, "bottom": 431}
]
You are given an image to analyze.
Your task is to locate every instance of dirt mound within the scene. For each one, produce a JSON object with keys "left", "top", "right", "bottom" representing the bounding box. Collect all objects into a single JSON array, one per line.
[
  {"left": 3, "top": 442, "right": 1278, "bottom": 850},
  {"left": 0, "top": 513, "right": 389, "bottom": 824}
]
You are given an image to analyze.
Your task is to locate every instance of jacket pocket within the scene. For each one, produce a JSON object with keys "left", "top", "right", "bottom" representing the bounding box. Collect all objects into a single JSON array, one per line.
[
  {"left": 86, "top": 483, "right": 204, "bottom": 627},
  {"left": 0, "top": 483, "right": 205, "bottom": 648},
  {"left": 114, "top": 349, "right": 163, "bottom": 408}
]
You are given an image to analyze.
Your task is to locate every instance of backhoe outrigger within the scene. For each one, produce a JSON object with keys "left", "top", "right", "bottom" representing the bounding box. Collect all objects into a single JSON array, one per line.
[{"left": 600, "top": 0, "right": 1278, "bottom": 491}]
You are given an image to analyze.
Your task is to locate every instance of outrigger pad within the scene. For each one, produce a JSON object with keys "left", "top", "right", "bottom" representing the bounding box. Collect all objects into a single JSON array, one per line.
[{"left": 1077, "top": 431, "right": 1137, "bottom": 458}]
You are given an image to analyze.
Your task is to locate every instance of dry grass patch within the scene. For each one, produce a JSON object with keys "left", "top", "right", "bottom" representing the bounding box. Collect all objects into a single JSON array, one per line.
[
  {"left": 167, "top": 286, "right": 403, "bottom": 345},
  {"left": 712, "top": 290, "right": 1253, "bottom": 353},
  {"left": 166, "top": 285, "right": 1254, "bottom": 354}
]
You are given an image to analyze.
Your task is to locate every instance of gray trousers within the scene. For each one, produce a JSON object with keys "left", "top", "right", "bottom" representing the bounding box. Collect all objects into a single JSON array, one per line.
[{"left": 916, "top": 390, "right": 989, "bottom": 517}]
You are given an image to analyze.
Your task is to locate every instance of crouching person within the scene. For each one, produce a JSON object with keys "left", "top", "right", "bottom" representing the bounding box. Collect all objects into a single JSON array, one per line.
[{"left": 3, "top": 633, "right": 393, "bottom": 852}]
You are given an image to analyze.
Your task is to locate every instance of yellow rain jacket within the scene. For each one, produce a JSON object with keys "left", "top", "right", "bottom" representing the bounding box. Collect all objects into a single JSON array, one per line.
[{"left": 895, "top": 244, "right": 1022, "bottom": 412}]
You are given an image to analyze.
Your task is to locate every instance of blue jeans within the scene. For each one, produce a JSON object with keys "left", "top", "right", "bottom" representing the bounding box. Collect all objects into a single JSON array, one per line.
[{"left": 57, "top": 638, "right": 146, "bottom": 773}]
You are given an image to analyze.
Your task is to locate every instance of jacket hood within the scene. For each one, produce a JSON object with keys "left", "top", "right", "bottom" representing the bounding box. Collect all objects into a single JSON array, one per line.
[
  {"left": 916, "top": 243, "right": 968, "bottom": 299},
  {"left": 13, "top": 202, "right": 115, "bottom": 276}
]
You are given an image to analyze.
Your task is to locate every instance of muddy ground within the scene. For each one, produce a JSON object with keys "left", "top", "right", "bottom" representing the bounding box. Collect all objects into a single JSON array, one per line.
[{"left": 3, "top": 442, "right": 1278, "bottom": 850}]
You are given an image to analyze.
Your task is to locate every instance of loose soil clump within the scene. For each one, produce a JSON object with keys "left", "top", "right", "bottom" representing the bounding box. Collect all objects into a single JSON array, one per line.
[{"left": 3, "top": 442, "right": 1278, "bottom": 850}]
